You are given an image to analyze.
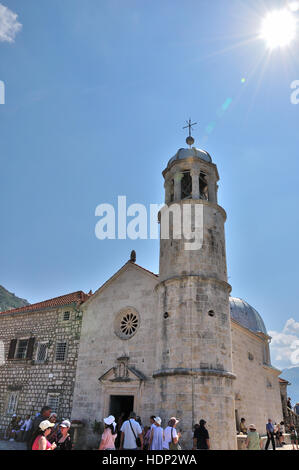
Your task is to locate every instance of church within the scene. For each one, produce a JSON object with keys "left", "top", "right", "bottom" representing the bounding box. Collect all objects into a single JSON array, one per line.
[
  {"left": 70, "top": 133, "right": 283, "bottom": 450},
  {"left": 0, "top": 132, "right": 284, "bottom": 450}
]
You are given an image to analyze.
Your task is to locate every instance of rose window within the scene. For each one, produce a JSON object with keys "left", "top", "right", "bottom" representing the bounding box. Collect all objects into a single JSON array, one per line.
[
  {"left": 120, "top": 312, "right": 138, "bottom": 336},
  {"left": 114, "top": 308, "right": 140, "bottom": 340}
]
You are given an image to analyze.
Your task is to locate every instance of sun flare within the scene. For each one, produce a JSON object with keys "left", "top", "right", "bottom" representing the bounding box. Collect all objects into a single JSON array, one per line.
[{"left": 260, "top": 9, "right": 296, "bottom": 49}]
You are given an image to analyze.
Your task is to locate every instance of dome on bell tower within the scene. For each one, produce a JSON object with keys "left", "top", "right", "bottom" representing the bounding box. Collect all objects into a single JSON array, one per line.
[{"left": 167, "top": 147, "right": 212, "bottom": 168}]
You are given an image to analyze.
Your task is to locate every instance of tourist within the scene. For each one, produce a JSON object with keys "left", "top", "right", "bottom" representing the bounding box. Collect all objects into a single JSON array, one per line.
[
  {"left": 289, "top": 424, "right": 299, "bottom": 450},
  {"left": 239, "top": 418, "right": 247, "bottom": 434},
  {"left": 26, "top": 406, "right": 52, "bottom": 449},
  {"left": 287, "top": 397, "right": 292, "bottom": 409},
  {"left": 31, "top": 420, "right": 57, "bottom": 450},
  {"left": 279, "top": 421, "right": 285, "bottom": 445},
  {"left": 136, "top": 416, "right": 143, "bottom": 431},
  {"left": 115, "top": 412, "right": 125, "bottom": 449},
  {"left": 14, "top": 416, "right": 24, "bottom": 441},
  {"left": 120, "top": 411, "right": 143, "bottom": 450},
  {"left": 143, "top": 426, "right": 151, "bottom": 450},
  {"left": 143, "top": 416, "right": 156, "bottom": 449},
  {"left": 55, "top": 420, "right": 73, "bottom": 450},
  {"left": 193, "top": 419, "right": 210, "bottom": 450},
  {"left": 7, "top": 414, "right": 17, "bottom": 440},
  {"left": 274, "top": 422, "right": 280, "bottom": 447},
  {"left": 163, "top": 417, "right": 180, "bottom": 450},
  {"left": 99, "top": 416, "right": 117, "bottom": 450},
  {"left": 149, "top": 417, "right": 163, "bottom": 450},
  {"left": 20, "top": 415, "right": 32, "bottom": 442},
  {"left": 265, "top": 419, "right": 275, "bottom": 450},
  {"left": 47, "top": 413, "right": 59, "bottom": 443},
  {"left": 149, "top": 415, "right": 156, "bottom": 431},
  {"left": 245, "top": 424, "right": 262, "bottom": 450}
]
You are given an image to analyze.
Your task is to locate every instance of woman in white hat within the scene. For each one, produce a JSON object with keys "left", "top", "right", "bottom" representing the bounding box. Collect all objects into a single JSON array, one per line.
[
  {"left": 31, "top": 420, "right": 57, "bottom": 450},
  {"left": 245, "top": 424, "right": 262, "bottom": 450},
  {"left": 99, "top": 415, "right": 117, "bottom": 450},
  {"left": 55, "top": 420, "right": 73, "bottom": 450},
  {"left": 149, "top": 417, "right": 163, "bottom": 450}
]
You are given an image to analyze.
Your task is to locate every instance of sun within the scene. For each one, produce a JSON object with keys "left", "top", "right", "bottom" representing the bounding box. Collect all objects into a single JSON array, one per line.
[{"left": 260, "top": 9, "right": 297, "bottom": 49}]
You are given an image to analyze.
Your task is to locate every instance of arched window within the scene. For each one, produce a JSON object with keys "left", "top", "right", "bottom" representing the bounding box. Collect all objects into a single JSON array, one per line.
[
  {"left": 181, "top": 171, "right": 192, "bottom": 199},
  {"left": 170, "top": 179, "right": 174, "bottom": 202},
  {"left": 199, "top": 172, "right": 209, "bottom": 200}
]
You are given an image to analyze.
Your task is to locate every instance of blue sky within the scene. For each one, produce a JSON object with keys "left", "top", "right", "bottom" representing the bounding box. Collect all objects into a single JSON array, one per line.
[{"left": 0, "top": 0, "right": 299, "bottom": 370}]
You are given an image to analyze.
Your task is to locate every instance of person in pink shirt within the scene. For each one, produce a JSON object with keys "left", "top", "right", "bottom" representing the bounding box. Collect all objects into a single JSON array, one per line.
[
  {"left": 31, "top": 420, "right": 57, "bottom": 450},
  {"left": 99, "top": 415, "right": 117, "bottom": 450}
]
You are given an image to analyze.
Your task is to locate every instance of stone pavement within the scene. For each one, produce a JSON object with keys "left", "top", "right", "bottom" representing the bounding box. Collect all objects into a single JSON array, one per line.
[{"left": 0, "top": 439, "right": 26, "bottom": 450}]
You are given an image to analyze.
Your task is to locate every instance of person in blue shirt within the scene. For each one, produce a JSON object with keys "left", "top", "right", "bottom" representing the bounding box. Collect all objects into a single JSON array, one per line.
[{"left": 265, "top": 419, "right": 276, "bottom": 450}]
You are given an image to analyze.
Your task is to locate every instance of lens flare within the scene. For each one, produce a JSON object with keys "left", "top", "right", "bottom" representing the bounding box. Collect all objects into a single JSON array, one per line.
[{"left": 260, "top": 9, "right": 296, "bottom": 49}]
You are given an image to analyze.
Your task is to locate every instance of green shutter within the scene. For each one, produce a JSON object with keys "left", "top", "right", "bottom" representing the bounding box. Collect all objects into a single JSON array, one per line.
[
  {"left": 7, "top": 339, "right": 17, "bottom": 359},
  {"left": 26, "top": 337, "right": 35, "bottom": 359}
]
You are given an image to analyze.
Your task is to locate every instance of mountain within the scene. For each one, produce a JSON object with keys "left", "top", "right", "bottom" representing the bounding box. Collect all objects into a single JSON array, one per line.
[
  {"left": 0, "top": 285, "right": 29, "bottom": 312},
  {"left": 282, "top": 367, "right": 299, "bottom": 404}
]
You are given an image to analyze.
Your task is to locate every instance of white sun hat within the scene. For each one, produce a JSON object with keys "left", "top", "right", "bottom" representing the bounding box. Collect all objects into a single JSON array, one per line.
[
  {"left": 60, "top": 420, "right": 71, "bottom": 428},
  {"left": 39, "top": 420, "right": 55, "bottom": 432},
  {"left": 104, "top": 415, "right": 115, "bottom": 426},
  {"left": 154, "top": 417, "right": 162, "bottom": 425}
]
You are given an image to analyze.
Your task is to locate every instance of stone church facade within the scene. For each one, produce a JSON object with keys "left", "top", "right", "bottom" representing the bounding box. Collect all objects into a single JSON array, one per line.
[
  {"left": 0, "top": 140, "right": 284, "bottom": 449},
  {"left": 71, "top": 143, "right": 283, "bottom": 449}
]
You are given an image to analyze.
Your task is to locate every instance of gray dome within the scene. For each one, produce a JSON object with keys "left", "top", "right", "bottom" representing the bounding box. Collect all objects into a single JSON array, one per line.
[
  {"left": 168, "top": 147, "right": 212, "bottom": 167},
  {"left": 229, "top": 297, "right": 267, "bottom": 335}
]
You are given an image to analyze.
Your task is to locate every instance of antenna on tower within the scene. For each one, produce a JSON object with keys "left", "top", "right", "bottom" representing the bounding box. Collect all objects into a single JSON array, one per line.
[{"left": 183, "top": 118, "right": 197, "bottom": 148}]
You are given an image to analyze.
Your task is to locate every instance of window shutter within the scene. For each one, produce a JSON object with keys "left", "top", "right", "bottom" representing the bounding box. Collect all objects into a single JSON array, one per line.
[
  {"left": 26, "top": 337, "right": 35, "bottom": 359},
  {"left": 7, "top": 339, "right": 17, "bottom": 359}
]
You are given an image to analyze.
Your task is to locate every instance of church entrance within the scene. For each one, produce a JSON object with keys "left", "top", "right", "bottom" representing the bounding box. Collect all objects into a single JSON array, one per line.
[{"left": 109, "top": 395, "right": 134, "bottom": 421}]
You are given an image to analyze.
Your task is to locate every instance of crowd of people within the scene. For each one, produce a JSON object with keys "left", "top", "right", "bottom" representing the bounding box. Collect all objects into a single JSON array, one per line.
[
  {"left": 5, "top": 401, "right": 299, "bottom": 451},
  {"left": 238, "top": 416, "right": 299, "bottom": 451},
  {"left": 98, "top": 411, "right": 210, "bottom": 451},
  {"left": 5, "top": 407, "right": 210, "bottom": 451},
  {"left": 5, "top": 406, "right": 73, "bottom": 450}
]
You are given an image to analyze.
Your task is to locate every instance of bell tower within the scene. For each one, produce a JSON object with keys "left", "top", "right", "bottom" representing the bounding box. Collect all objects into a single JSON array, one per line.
[{"left": 154, "top": 125, "right": 237, "bottom": 450}]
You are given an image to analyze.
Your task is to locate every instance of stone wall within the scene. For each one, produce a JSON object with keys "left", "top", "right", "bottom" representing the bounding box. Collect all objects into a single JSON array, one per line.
[
  {"left": 0, "top": 305, "right": 83, "bottom": 437},
  {"left": 71, "top": 263, "right": 159, "bottom": 449},
  {"left": 232, "top": 321, "right": 283, "bottom": 435}
]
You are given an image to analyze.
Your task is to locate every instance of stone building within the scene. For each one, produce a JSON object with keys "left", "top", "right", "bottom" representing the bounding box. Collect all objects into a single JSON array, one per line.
[
  {"left": 0, "top": 137, "right": 286, "bottom": 449},
  {"left": 70, "top": 140, "right": 284, "bottom": 449},
  {"left": 0, "top": 290, "right": 90, "bottom": 437}
]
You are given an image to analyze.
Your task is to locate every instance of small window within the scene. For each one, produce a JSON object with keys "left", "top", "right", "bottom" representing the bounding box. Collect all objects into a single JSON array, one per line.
[
  {"left": 170, "top": 179, "right": 174, "bottom": 202},
  {"left": 208, "top": 310, "right": 215, "bottom": 317},
  {"left": 55, "top": 342, "right": 67, "bottom": 361},
  {"left": 36, "top": 343, "right": 47, "bottom": 363},
  {"left": 199, "top": 172, "right": 209, "bottom": 200},
  {"left": 63, "top": 311, "right": 70, "bottom": 321},
  {"left": 181, "top": 171, "right": 192, "bottom": 199},
  {"left": 47, "top": 393, "right": 60, "bottom": 414},
  {"left": 7, "top": 392, "right": 19, "bottom": 414},
  {"left": 15, "top": 339, "right": 28, "bottom": 359}
]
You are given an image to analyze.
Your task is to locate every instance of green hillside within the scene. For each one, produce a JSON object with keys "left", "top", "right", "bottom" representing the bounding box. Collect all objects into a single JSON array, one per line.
[{"left": 0, "top": 285, "right": 29, "bottom": 312}]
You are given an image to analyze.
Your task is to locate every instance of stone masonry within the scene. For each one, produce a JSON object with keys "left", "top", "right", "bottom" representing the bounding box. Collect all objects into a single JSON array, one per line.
[{"left": 0, "top": 291, "right": 89, "bottom": 438}]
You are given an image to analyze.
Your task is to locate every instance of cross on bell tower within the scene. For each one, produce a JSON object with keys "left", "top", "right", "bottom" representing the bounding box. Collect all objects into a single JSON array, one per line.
[{"left": 183, "top": 118, "right": 197, "bottom": 147}]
